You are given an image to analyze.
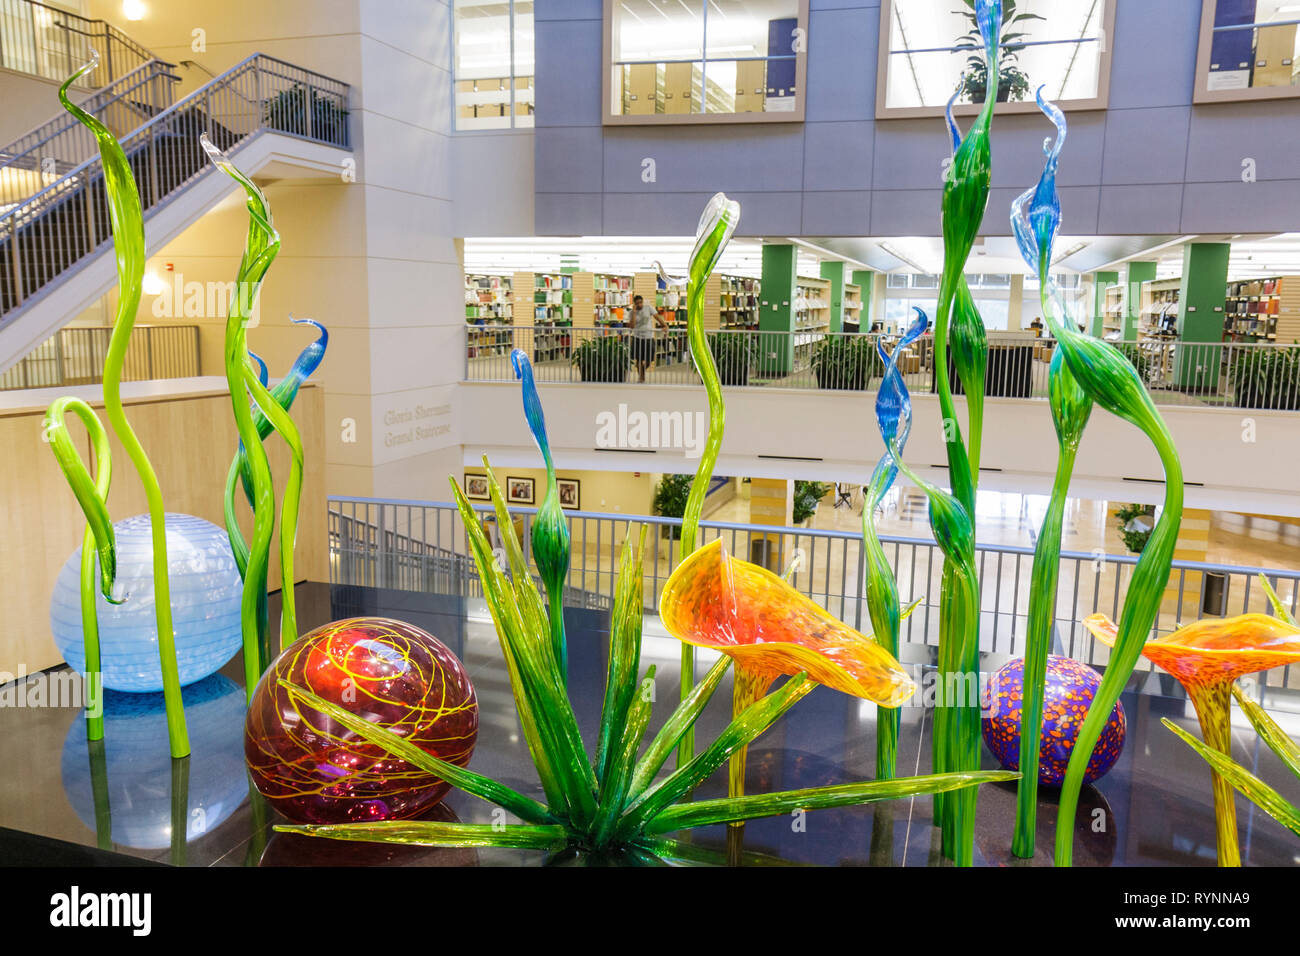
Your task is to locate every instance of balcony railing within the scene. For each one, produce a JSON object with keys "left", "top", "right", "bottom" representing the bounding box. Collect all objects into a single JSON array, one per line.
[
  {"left": 329, "top": 496, "right": 1300, "bottom": 692},
  {"left": 0, "top": 0, "right": 156, "bottom": 87},
  {"left": 0, "top": 323, "right": 199, "bottom": 389},
  {"left": 465, "top": 325, "right": 1300, "bottom": 412},
  {"left": 1, "top": 58, "right": 181, "bottom": 206},
  {"left": 0, "top": 53, "right": 351, "bottom": 323}
]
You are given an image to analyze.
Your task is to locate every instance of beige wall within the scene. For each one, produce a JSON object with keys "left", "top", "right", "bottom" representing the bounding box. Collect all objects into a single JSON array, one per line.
[
  {"left": 461, "top": 467, "right": 655, "bottom": 518},
  {"left": 73, "top": 0, "right": 465, "bottom": 500},
  {"left": 0, "top": 380, "right": 326, "bottom": 676}
]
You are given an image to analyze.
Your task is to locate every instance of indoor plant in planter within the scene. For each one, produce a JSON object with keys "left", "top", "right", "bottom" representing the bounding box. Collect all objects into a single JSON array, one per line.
[
  {"left": 571, "top": 335, "right": 631, "bottom": 383},
  {"left": 263, "top": 84, "right": 349, "bottom": 137},
  {"left": 1231, "top": 347, "right": 1300, "bottom": 410},
  {"left": 954, "top": 0, "right": 1040, "bottom": 104},
  {"left": 704, "top": 331, "right": 755, "bottom": 387},
  {"left": 653, "top": 473, "right": 691, "bottom": 539},
  {"left": 1113, "top": 503, "right": 1155, "bottom": 554},
  {"left": 812, "top": 334, "right": 883, "bottom": 390},
  {"left": 793, "top": 480, "right": 831, "bottom": 526}
]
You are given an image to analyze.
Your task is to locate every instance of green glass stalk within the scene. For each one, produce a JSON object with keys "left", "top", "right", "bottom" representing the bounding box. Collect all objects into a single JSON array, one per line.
[
  {"left": 595, "top": 529, "right": 647, "bottom": 785},
  {"left": 677, "top": 193, "right": 740, "bottom": 768},
  {"left": 512, "top": 349, "right": 571, "bottom": 678},
  {"left": 1049, "top": 328, "right": 1182, "bottom": 867},
  {"left": 201, "top": 135, "right": 308, "bottom": 683},
  {"left": 890, "top": 447, "right": 981, "bottom": 865},
  {"left": 1232, "top": 684, "right": 1300, "bottom": 778},
  {"left": 1164, "top": 718, "right": 1300, "bottom": 840},
  {"left": 44, "top": 398, "right": 122, "bottom": 740},
  {"left": 644, "top": 770, "right": 1018, "bottom": 834},
  {"left": 591, "top": 665, "right": 656, "bottom": 846},
  {"left": 617, "top": 674, "right": 815, "bottom": 840},
  {"left": 450, "top": 471, "right": 599, "bottom": 825},
  {"left": 1013, "top": 287, "right": 1093, "bottom": 859},
  {"left": 627, "top": 655, "right": 730, "bottom": 801},
  {"left": 58, "top": 57, "right": 188, "bottom": 757},
  {"left": 277, "top": 821, "right": 572, "bottom": 850}
]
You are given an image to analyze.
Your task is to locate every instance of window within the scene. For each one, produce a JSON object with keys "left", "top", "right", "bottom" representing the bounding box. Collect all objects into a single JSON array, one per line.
[
  {"left": 454, "top": 0, "right": 534, "bottom": 130},
  {"left": 603, "top": 0, "right": 808, "bottom": 124},
  {"left": 1195, "top": 0, "right": 1300, "bottom": 103},
  {"left": 877, "top": 0, "right": 1115, "bottom": 118}
]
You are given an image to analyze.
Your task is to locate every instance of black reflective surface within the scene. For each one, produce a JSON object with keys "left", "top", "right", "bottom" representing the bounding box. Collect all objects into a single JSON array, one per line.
[{"left": 1, "top": 582, "right": 1297, "bottom": 867}]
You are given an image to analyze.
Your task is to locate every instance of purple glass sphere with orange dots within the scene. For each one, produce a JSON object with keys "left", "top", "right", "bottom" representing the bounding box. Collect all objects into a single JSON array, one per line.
[
  {"left": 245, "top": 617, "right": 477, "bottom": 824},
  {"left": 982, "top": 655, "right": 1125, "bottom": 786}
]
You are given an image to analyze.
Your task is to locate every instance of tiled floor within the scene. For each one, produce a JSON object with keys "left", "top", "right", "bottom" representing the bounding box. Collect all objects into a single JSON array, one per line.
[{"left": 4, "top": 584, "right": 1296, "bottom": 867}]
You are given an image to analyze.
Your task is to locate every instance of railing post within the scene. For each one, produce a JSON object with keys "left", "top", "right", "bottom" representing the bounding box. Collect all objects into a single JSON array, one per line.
[
  {"left": 54, "top": 329, "right": 66, "bottom": 386},
  {"left": 147, "top": 124, "right": 159, "bottom": 206},
  {"left": 304, "top": 82, "right": 314, "bottom": 140},
  {"left": 9, "top": 216, "right": 22, "bottom": 306}
]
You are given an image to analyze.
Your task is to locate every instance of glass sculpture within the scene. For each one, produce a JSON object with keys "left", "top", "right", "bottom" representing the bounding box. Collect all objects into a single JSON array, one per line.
[
  {"left": 268, "top": 344, "right": 1014, "bottom": 861},
  {"left": 200, "top": 133, "right": 313, "bottom": 690},
  {"left": 61, "top": 674, "right": 246, "bottom": 850},
  {"left": 1008, "top": 87, "right": 1185, "bottom": 866},
  {"left": 658, "top": 192, "right": 740, "bottom": 767},
  {"left": 224, "top": 319, "right": 328, "bottom": 682},
  {"left": 245, "top": 617, "right": 478, "bottom": 824},
  {"left": 982, "top": 655, "right": 1125, "bottom": 786},
  {"left": 44, "top": 54, "right": 189, "bottom": 756},
  {"left": 1083, "top": 604, "right": 1300, "bottom": 864},
  {"left": 51, "top": 514, "right": 242, "bottom": 693},
  {"left": 512, "top": 348, "right": 571, "bottom": 678},
  {"left": 659, "top": 538, "right": 916, "bottom": 807},
  {"left": 860, "top": 306, "right": 928, "bottom": 781}
]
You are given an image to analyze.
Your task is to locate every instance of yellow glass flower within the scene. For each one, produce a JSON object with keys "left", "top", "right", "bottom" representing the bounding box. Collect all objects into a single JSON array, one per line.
[
  {"left": 660, "top": 538, "right": 917, "bottom": 814},
  {"left": 1081, "top": 611, "right": 1300, "bottom": 865}
]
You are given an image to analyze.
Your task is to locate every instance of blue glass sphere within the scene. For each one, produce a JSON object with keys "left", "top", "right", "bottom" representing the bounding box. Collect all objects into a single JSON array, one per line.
[
  {"left": 50, "top": 513, "right": 243, "bottom": 693},
  {"left": 61, "top": 674, "right": 248, "bottom": 849}
]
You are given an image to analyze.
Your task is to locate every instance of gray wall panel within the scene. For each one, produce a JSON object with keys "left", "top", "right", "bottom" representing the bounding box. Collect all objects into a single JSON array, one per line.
[{"left": 529, "top": 1, "right": 1300, "bottom": 237}]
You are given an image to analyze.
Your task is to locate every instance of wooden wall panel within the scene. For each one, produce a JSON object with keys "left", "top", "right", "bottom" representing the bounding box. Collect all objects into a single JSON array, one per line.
[{"left": 0, "top": 381, "right": 326, "bottom": 675}]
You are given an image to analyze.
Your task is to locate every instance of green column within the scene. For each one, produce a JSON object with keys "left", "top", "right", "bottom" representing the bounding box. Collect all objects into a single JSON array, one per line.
[
  {"left": 821, "top": 260, "right": 846, "bottom": 333},
  {"left": 1091, "top": 270, "right": 1117, "bottom": 337},
  {"left": 1124, "top": 261, "right": 1156, "bottom": 341},
  {"left": 760, "top": 244, "right": 796, "bottom": 375},
  {"left": 853, "top": 269, "right": 875, "bottom": 330},
  {"left": 1175, "top": 242, "right": 1230, "bottom": 390}
]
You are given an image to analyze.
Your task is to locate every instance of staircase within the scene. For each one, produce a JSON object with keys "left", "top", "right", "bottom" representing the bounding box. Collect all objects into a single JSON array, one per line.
[
  {"left": 0, "top": 53, "right": 351, "bottom": 362},
  {"left": 1, "top": 58, "right": 180, "bottom": 206},
  {"left": 0, "top": 0, "right": 156, "bottom": 88}
]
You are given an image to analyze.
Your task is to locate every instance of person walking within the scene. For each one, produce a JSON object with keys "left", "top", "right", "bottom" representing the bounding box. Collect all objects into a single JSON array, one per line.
[{"left": 629, "top": 294, "right": 668, "bottom": 383}]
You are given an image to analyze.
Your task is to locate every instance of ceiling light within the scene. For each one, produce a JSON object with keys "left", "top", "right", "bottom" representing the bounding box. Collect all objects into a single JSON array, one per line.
[{"left": 122, "top": 0, "right": 146, "bottom": 20}]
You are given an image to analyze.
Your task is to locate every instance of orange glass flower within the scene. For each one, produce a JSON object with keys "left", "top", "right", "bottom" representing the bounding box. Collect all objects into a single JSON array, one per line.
[
  {"left": 660, "top": 538, "right": 916, "bottom": 707},
  {"left": 1081, "top": 611, "right": 1300, "bottom": 865},
  {"left": 1080, "top": 612, "right": 1300, "bottom": 689}
]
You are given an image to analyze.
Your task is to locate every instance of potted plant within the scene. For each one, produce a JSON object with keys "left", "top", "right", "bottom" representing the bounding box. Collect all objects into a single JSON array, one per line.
[
  {"left": 811, "top": 335, "right": 883, "bottom": 390},
  {"left": 1114, "top": 503, "right": 1155, "bottom": 554},
  {"left": 263, "top": 84, "right": 349, "bottom": 139},
  {"left": 793, "top": 480, "right": 831, "bottom": 526},
  {"left": 1231, "top": 347, "right": 1300, "bottom": 410},
  {"left": 703, "top": 331, "right": 755, "bottom": 387},
  {"left": 571, "top": 335, "right": 630, "bottom": 383},
  {"left": 653, "top": 473, "right": 692, "bottom": 540},
  {"left": 954, "top": 0, "right": 1042, "bottom": 104}
]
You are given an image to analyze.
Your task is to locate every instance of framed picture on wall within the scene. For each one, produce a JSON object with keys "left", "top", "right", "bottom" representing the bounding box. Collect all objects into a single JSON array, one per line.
[
  {"left": 464, "top": 474, "right": 490, "bottom": 501},
  {"left": 506, "top": 477, "right": 535, "bottom": 505},
  {"left": 557, "top": 478, "right": 580, "bottom": 510}
]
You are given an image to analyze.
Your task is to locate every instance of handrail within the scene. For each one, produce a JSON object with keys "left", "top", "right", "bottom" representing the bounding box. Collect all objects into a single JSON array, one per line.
[
  {"left": 0, "top": 58, "right": 180, "bottom": 186},
  {"left": 3, "top": 52, "right": 349, "bottom": 226},
  {"left": 0, "top": 0, "right": 160, "bottom": 87},
  {"left": 466, "top": 325, "right": 1300, "bottom": 413},
  {"left": 0, "top": 52, "right": 351, "bottom": 321}
]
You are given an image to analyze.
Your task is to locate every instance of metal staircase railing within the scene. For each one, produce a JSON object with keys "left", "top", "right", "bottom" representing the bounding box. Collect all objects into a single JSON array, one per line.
[
  {"left": 0, "top": 58, "right": 180, "bottom": 203},
  {"left": 0, "top": 52, "right": 351, "bottom": 324},
  {"left": 0, "top": 0, "right": 156, "bottom": 87}
]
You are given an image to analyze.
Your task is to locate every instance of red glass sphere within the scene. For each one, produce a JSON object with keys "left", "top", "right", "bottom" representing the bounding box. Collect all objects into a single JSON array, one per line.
[{"left": 245, "top": 617, "right": 477, "bottom": 824}]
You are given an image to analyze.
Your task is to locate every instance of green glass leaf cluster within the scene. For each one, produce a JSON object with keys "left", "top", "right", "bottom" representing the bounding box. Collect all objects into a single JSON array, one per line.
[
  {"left": 49, "top": 56, "right": 189, "bottom": 756},
  {"left": 201, "top": 136, "right": 309, "bottom": 690},
  {"left": 272, "top": 459, "right": 1015, "bottom": 862}
]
